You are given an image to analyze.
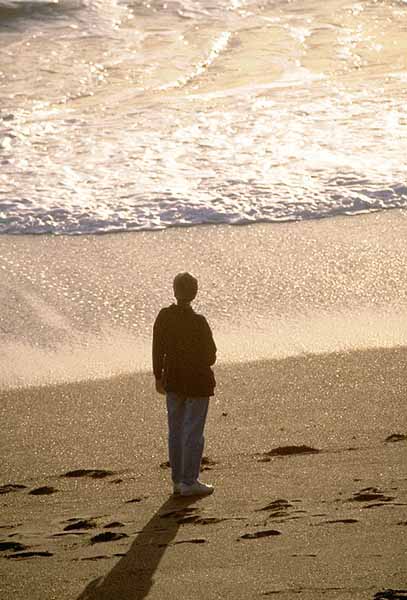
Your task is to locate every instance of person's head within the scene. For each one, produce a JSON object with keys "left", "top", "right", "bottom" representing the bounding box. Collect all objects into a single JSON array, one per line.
[{"left": 173, "top": 272, "right": 198, "bottom": 304}]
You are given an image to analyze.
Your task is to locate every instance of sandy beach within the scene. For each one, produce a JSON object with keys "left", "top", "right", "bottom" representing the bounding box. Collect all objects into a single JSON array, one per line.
[
  {"left": 1, "top": 212, "right": 407, "bottom": 599},
  {"left": 2, "top": 0, "right": 407, "bottom": 592},
  {"left": 1, "top": 349, "right": 407, "bottom": 599}
]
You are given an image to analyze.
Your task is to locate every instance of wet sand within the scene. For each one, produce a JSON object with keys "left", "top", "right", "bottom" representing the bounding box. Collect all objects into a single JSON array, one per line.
[
  {"left": 1, "top": 348, "right": 406, "bottom": 600},
  {"left": 1, "top": 210, "right": 407, "bottom": 388}
]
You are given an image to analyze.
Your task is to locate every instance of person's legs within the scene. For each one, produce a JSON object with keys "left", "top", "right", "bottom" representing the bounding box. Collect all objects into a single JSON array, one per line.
[
  {"left": 166, "top": 392, "right": 186, "bottom": 485},
  {"left": 182, "top": 397, "right": 209, "bottom": 486}
]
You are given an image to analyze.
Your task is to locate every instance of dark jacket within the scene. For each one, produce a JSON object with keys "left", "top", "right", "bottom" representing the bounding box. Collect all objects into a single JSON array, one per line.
[{"left": 153, "top": 303, "right": 217, "bottom": 397}]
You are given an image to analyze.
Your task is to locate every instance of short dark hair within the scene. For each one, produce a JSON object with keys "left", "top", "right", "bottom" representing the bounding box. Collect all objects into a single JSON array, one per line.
[{"left": 173, "top": 272, "right": 198, "bottom": 301}]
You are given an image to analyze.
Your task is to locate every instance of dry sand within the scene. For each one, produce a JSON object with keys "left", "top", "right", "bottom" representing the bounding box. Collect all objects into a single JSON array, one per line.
[
  {"left": 1, "top": 212, "right": 407, "bottom": 599},
  {"left": 1, "top": 348, "right": 406, "bottom": 600}
]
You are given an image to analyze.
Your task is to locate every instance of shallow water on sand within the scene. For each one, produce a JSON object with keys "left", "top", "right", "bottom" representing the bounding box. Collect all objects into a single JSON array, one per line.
[{"left": 1, "top": 213, "right": 407, "bottom": 387}]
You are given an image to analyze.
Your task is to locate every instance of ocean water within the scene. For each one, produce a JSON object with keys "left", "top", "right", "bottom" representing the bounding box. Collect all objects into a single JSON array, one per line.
[{"left": 0, "top": 0, "right": 406, "bottom": 234}]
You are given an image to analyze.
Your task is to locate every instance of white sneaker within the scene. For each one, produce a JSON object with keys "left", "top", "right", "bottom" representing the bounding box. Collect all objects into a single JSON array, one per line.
[{"left": 179, "top": 481, "right": 214, "bottom": 497}]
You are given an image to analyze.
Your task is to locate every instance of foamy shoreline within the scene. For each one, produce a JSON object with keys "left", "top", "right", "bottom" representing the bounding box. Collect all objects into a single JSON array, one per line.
[{"left": 1, "top": 0, "right": 407, "bottom": 235}]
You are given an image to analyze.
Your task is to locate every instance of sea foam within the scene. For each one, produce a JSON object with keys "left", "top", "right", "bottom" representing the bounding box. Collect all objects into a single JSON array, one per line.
[{"left": 0, "top": 0, "right": 406, "bottom": 234}]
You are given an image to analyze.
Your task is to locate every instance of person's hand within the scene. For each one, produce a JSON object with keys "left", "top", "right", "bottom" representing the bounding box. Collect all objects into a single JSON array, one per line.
[{"left": 155, "top": 378, "right": 166, "bottom": 395}]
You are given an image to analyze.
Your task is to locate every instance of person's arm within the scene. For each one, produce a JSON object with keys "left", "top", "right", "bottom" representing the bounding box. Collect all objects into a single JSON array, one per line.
[
  {"left": 201, "top": 317, "right": 217, "bottom": 366},
  {"left": 152, "top": 311, "right": 166, "bottom": 395}
]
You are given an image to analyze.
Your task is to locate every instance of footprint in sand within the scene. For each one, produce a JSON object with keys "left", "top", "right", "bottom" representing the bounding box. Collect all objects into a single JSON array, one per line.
[
  {"left": 178, "top": 515, "right": 232, "bottom": 525},
  {"left": 90, "top": 531, "right": 128, "bottom": 544},
  {"left": 104, "top": 522, "right": 125, "bottom": 529},
  {"left": 318, "top": 518, "right": 359, "bottom": 525},
  {"left": 384, "top": 434, "right": 407, "bottom": 443},
  {"left": 348, "top": 487, "right": 395, "bottom": 504},
  {"left": 257, "top": 446, "right": 320, "bottom": 462},
  {"left": 257, "top": 499, "right": 293, "bottom": 518},
  {"left": 62, "top": 469, "right": 115, "bottom": 479},
  {"left": 200, "top": 456, "right": 218, "bottom": 471},
  {"left": 0, "top": 541, "right": 28, "bottom": 552},
  {"left": 159, "top": 507, "right": 199, "bottom": 520},
  {"left": 0, "top": 484, "right": 27, "bottom": 495},
  {"left": 159, "top": 506, "right": 231, "bottom": 526},
  {"left": 29, "top": 486, "right": 58, "bottom": 495},
  {"left": 158, "top": 538, "right": 208, "bottom": 547},
  {"left": 194, "top": 517, "right": 232, "bottom": 525},
  {"left": 256, "top": 499, "right": 304, "bottom": 523},
  {"left": 257, "top": 499, "right": 293, "bottom": 512},
  {"left": 6, "top": 551, "right": 53, "bottom": 559},
  {"left": 174, "top": 538, "right": 207, "bottom": 545},
  {"left": 80, "top": 555, "right": 111, "bottom": 561},
  {"left": 63, "top": 519, "right": 97, "bottom": 532},
  {"left": 125, "top": 497, "right": 145, "bottom": 504},
  {"left": 239, "top": 529, "right": 282, "bottom": 540},
  {"left": 374, "top": 590, "right": 407, "bottom": 599}
]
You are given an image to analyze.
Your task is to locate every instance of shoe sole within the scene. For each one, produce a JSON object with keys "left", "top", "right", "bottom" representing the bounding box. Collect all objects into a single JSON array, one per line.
[{"left": 180, "top": 488, "right": 214, "bottom": 497}]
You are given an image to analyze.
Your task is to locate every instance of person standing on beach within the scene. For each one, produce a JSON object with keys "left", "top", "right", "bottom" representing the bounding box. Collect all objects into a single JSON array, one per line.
[{"left": 153, "top": 272, "right": 217, "bottom": 497}]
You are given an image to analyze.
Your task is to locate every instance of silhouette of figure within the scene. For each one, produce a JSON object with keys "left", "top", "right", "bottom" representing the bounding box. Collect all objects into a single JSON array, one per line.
[{"left": 153, "top": 272, "right": 216, "bottom": 497}]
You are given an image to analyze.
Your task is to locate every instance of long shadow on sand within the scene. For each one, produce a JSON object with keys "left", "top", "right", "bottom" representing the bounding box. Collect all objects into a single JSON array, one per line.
[{"left": 76, "top": 496, "right": 198, "bottom": 600}]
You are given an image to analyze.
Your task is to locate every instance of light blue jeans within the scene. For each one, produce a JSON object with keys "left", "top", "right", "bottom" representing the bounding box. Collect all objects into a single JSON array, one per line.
[{"left": 166, "top": 392, "right": 209, "bottom": 486}]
